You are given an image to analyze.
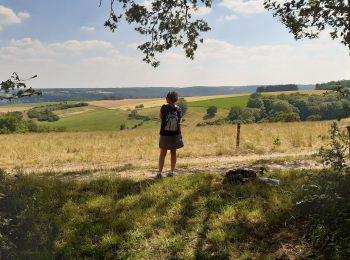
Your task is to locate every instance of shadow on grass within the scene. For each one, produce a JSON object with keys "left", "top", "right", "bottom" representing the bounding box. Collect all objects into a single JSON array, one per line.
[{"left": 0, "top": 170, "right": 349, "bottom": 259}]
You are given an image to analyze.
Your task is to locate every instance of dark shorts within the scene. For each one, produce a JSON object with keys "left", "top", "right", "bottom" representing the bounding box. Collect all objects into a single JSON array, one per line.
[{"left": 159, "top": 134, "right": 184, "bottom": 150}]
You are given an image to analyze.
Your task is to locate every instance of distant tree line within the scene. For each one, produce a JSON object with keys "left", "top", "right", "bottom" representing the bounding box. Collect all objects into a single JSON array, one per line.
[
  {"left": 316, "top": 80, "right": 350, "bottom": 90},
  {"left": 27, "top": 102, "right": 88, "bottom": 122},
  {"left": 256, "top": 84, "right": 298, "bottom": 93},
  {"left": 198, "top": 92, "right": 350, "bottom": 126},
  {"left": 0, "top": 112, "right": 65, "bottom": 134}
]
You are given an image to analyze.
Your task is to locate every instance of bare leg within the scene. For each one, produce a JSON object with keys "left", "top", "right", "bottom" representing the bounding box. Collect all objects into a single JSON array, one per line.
[
  {"left": 158, "top": 149, "right": 167, "bottom": 175},
  {"left": 170, "top": 149, "right": 177, "bottom": 173}
]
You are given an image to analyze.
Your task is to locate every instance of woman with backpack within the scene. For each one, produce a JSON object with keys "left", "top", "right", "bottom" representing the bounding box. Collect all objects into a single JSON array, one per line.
[{"left": 157, "top": 91, "right": 184, "bottom": 179}]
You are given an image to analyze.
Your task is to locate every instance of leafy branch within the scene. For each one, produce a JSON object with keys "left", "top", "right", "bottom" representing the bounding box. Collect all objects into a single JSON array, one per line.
[
  {"left": 0, "top": 73, "right": 41, "bottom": 101},
  {"left": 264, "top": 0, "right": 350, "bottom": 51},
  {"left": 101, "top": 0, "right": 212, "bottom": 67}
]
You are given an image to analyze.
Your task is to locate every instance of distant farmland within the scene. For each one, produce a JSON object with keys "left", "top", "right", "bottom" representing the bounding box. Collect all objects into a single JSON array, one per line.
[
  {"left": 188, "top": 95, "right": 249, "bottom": 109},
  {"left": 39, "top": 109, "right": 139, "bottom": 132}
]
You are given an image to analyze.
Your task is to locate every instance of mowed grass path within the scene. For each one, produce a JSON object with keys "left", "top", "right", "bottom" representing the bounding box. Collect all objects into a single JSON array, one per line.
[{"left": 188, "top": 95, "right": 249, "bottom": 109}]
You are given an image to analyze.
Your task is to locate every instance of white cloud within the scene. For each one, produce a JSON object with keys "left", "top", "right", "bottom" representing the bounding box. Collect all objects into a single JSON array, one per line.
[
  {"left": 1, "top": 36, "right": 350, "bottom": 88},
  {"left": 18, "top": 12, "right": 30, "bottom": 20},
  {"left": 218, "top": 14, "right": 238, "bottom": 22},
  {"left": 0, "top": 5, "right": 30, "bottom": 30},
  {"left": 80, "top": 26, "right": 96, "bottom": 32},
  {"left": 219, "top": 0, "right": 265, "bottom": 14},
  {"left": 225, "top": 14, "right": 238, "bottom": 21},
  {"left": 49, "top": 40, "right": 113, "bottom": 53},
  {"left": 193, "top": 6, "right": 212, "bottom": 16}
]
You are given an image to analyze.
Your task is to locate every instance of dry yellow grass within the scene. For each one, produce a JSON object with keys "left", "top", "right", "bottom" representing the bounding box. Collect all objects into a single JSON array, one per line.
[
  {"left": 0, "top": 119, "right": 346, "bottom": 171},
  {"left": 0, "top": 107, "right": 29, "bottom": 113}
]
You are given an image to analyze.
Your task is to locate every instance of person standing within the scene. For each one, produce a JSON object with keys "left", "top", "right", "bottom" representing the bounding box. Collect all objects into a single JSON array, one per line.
[{"left": 157, "top": 91, "right": 184, "bottom": 178}]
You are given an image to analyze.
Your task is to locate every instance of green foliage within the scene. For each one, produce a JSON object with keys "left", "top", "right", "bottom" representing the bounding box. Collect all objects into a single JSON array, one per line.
[
  {"left": 28, "top": 108, "right": 59, "bottom": 122},
  {"left": 128, "top": 109, "right": 151, "bottom": 121},
  {"left": 306, "top": 115, "right": 322, "bottom": 121},
  {"left": 269, "top": 100, "right": 298, "bottom": 115},
  {"left": 247, "top": 93, "right": 350, "bottom": 123},
  {"left": 264, "top": 1, "right": 350, "bottom": 51},
  {"left": 295, "top": 172, "right": 350, "bottom": 259},
  {"left": 102, "top": 0, "right": 212, "bottom": 67},
  {"left": 102, "top": 0, "right": 350, "bottom": 67},
  {"left": 247, "top": 96, "right": 265, "bottom": 110},
  {"left": 0, "top": 73, "right": 41, "bottom": 100},
  {"left": 269, "top": 112, "right": 300, "bottom": 122},
  {"left": 316, "top": 79, "right": 350, "bottom": 91},
  {"left": 0, "top": 112, "right": 29, "bottom": 134},
  {"left": 196, "top": 118, "right": 229, "bottom": 127},
  {"left": 1, "top": 170, "right": 349, "bottom": 258},
  {"left": 0, "top": 112, "right": 66, "bottom": 134},
  {"left": 206, "top": 106, "right": 217, "bottom": 115},
  {"left": 256, "top": 84, "right": 298, "bottom": 93},
  {"left": 177, "top": 98, "right": 188, "bottom": 115},
  {"left": 319, "top": 122, "right": 349, "bottom": 172},
  {"left": 120, "top": 123, "right": 127, "bottom": 130},
  {"left": 27, "top": 102, "right": 88, "bottom": 122},
  {"left": 227, "top": 107, "right": 262, "bottom": 123}
]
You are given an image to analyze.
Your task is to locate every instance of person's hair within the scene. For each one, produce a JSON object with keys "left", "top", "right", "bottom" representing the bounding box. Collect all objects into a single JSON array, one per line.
[{"left": 166, "top": 91, "right": 179, "bottom": 103}]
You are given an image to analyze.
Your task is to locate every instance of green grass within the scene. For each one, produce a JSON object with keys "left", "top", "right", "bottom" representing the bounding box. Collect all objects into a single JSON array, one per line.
[
  {"left": 139, "top": 106, "right": 229, "bottom": 127},
  {"left": 188, "top": 95, "right": 249, "bottom": 109},
  {"left": 2, "top": 170, "right": 349, "bottom": 259},
  {"left": 38, "top": 109, "right": 140, "bottom": 131}
]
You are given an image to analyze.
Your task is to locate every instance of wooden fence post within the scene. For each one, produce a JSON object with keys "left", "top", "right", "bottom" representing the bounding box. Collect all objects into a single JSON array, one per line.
[
  {"left": 346, "top": 126, "right": 350, "bottom": 158},
  {"left": 236, "top": 123, "right": 241, "bottom": 149}
]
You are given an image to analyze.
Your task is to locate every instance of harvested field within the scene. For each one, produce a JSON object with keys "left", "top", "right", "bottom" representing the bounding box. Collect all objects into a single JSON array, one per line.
[
  {"left": 88, "top": 98, "right": 162, "bottom": 109},
  {"left": 0, "top": 106, "right": 29, "bottom": 113}
]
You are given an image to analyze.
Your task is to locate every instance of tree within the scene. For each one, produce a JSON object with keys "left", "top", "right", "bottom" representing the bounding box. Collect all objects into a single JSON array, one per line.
[
  {"left": 269, "top": 100, "right": 299, "bottom": 115},
  {"left": 206, "top": 106, "right": 217, "bottom": 115},
  {"left": 101, "top": 0, "right": 211, "bottom": 67},
  {"left": 101, "top": 1, "right": 349, "bottom": 67},
  {"left": 264, "top": 1, "right": 350, "bottom": 51},
  {"left": 269, "top": 112, "right": 300, "bottom": 122},
  {"left": 227, "top": 107, "right": 261, "bottom": 123},
  {"left": 177, "top": 98, "right": 188, "bottom": 115},
  {"left": 0, "top": 73, "right": 41, "bottom": 101},
  {"left": 247, "top": 96, "right": 265, "bottom": 110}
]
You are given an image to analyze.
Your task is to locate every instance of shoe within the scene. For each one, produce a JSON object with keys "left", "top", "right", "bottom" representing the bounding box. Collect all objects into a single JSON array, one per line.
[
  {"left": 167, "top": 171, "right": 174, "bottom": 177},
  {"left": 155, "top": 173, "right": 163, "bottom": 179}
]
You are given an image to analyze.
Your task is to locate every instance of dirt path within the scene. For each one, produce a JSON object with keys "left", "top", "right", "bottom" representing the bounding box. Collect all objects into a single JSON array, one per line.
[{"left": 6, "top": 151, "right": 323, "bottom": 181}]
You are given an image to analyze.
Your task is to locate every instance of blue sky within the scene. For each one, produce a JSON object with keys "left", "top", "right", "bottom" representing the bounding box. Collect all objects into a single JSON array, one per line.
[{"left": 1, "top": 0, "right": 350, "bottom": 88}]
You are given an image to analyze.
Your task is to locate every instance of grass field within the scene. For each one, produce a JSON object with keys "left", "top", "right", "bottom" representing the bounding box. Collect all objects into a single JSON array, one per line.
[
  {"left": 188, "top": 95, "right": 250, "bottom": 109},
  {"left": 38, "top": 109, "right": 142, "bottom": 132},
  {"left": 2, "top": 169, "right": 349, "bottom": 259},
  {"left": 0, "top": 90, "right": 327, "bottom": 133},
  {"left": 1, "top": 90, "right": 349, "bottom": 259},
  {"left": 0, "top": 119, "right": 345, "bottom": 170}
]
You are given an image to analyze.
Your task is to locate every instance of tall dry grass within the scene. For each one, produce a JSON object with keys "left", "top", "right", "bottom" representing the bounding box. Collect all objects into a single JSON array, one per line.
[{"left": 0, "top": 120, "right": 346, "bottom": 169}]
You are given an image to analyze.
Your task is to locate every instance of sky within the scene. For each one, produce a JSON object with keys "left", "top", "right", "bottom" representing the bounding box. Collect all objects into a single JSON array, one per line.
[{"left": 0, "top": 0, "right": 350, "bottom": 88}]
